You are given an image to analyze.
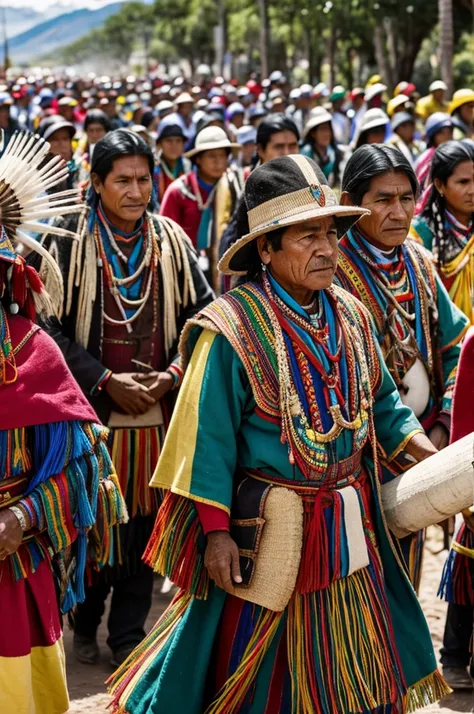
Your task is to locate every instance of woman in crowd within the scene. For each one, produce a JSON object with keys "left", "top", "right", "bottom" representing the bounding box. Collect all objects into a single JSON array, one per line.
[
  {"left": 76, "top": 109, "right": 111, "bottom": 183},
  {"left": 410, "top": 141, "right": 474, "bottom": 321},
  {"left": 300, "top": 107, "right": 341, "bottom": 187},
  {"left": 415, "top": 113, "right": 454, "bottom": 193}
]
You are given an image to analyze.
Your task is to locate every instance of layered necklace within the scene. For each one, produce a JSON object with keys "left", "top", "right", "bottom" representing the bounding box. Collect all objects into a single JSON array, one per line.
[{"left": 93, "top": 205, "right": 160, "bottom": 335}]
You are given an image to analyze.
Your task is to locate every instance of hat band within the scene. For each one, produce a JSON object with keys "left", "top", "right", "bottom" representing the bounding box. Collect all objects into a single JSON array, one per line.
[{"left": 247, "top": 184, "right": 336, "bottom": 234}]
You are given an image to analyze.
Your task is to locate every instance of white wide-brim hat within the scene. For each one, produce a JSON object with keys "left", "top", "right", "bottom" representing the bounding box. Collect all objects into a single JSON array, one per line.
[
  {"left": 302, "top": 107, "right": 333, "bottom": 139},
  {"left": 184, "top": 126, "right": 241, "bottom": 159}
]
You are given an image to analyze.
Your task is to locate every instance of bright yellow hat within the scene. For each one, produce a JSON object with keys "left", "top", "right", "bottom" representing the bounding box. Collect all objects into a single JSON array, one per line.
[
  {"left": 365, "top": 74, "right": 382, "bottom": 88},
  {"left": 387, "top": 94, "right": 410, "bottom": 117},
  {"left": 449, "top": 88, "right": 474, "bottom": 115}
]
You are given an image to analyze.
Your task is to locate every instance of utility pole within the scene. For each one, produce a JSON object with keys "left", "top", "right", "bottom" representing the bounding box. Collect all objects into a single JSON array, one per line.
[{"left": 439, "top": 0, "right": 454, "bottom": 96}]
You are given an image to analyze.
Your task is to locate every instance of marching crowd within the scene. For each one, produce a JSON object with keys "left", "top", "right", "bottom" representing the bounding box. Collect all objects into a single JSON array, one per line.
[{"left": 1, "top": 65, "right": 474, "bottom": 714}]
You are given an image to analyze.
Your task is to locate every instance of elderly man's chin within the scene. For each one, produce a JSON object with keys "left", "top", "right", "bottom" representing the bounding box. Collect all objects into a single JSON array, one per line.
[
  {"left": 120, "top": 205, "right": 146, "bottom": 219},
  {"left": 306, "top": 267, "right": 336, "bottom": 291},
  {"left": 379, "top": 227, "right": 408, "bottom": 247}
]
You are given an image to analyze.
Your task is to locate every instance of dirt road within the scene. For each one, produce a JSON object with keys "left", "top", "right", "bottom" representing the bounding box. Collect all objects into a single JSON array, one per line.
[{"left": 66, "top": 527, "right": 473, "bottom": 713}]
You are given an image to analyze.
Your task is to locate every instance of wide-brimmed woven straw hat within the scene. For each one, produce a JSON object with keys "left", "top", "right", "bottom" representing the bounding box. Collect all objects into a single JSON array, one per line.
[
  {"left": 218, "top": 154, "right": 369, "bottom": 275},
  {"left": 184, "top": 126, "right": 241, "bottom": 159}
]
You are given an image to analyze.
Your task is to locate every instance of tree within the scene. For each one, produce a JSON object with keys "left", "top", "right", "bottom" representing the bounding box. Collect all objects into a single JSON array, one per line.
[{"left": 439, "top": 0, "right": 454, "bottom": 95}]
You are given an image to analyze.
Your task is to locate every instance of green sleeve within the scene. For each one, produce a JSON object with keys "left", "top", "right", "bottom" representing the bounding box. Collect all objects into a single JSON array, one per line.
[
  {"left": 410, "top": 216, "right": 434, "bottom": 251},
  {"left": 435, "top": 273, "right": 469, "bottom": 415},
  {"left": 372, "top": 340, "right": 423, "bottom": 462},
  {"left": 151, "top": 330, "right": 250, "bottom": 513}
]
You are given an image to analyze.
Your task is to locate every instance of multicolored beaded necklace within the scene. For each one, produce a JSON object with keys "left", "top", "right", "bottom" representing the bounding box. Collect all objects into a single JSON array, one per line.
[
  {"left": 93, "top": 204, "right": 160, "bottom": 335},
  {"left": 339, "top": 228, "right": 433, "bottom": 382}
]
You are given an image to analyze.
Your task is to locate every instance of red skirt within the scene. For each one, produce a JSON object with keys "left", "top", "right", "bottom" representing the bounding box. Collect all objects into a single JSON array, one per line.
[{"left": 0, "top": 557, "right": 69, "bottom": 714}]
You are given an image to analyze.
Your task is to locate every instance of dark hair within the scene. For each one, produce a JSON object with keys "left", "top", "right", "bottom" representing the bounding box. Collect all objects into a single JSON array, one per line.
[
  {"left": 422, "top": 140, "right": 474, "bottom": 263},
  {"left": 246, "top": 227, "right": 285, "bottom": 281},
  {"left": 91, "top": 128, "right": 155, "bottom": 184},
  {"left": 84, "top": 109, "right": 111, "bottom": 133},
  {"left": 342, "top": 144, "right": 419, "bottom": 204},
  {"left": 304, "top": 123, "right": 341, "bottom": 186},
  {"left": 256, "top": 114, "right": 300, "bottom": 149}
]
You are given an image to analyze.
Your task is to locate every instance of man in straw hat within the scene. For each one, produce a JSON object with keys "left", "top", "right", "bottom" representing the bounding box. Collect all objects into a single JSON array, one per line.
[
  {"left": 109, "top": 154, "right": 449, "bottom": 714},
  {"left": 33, "top": 128, "right": 213, "bottom": 669},
  {"left": 0, "top": 130, "right": 126, "bottom": 713},
  {"left": 160, "top": 124, "right": 241, "bottom": 288},
  {"left": 337, "top": 144, "right": 468, "bottom": 591}
]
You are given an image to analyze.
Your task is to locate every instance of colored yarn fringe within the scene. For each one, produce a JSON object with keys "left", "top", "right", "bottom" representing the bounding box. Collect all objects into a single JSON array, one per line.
[
  {"left": 143, "top": 491, "right": 209, "bottom": 599},
  {"left": 109, "top": 426, "right": 162, "bottom": 518},
  {"left": 438, "top": 524, "right": 474, "bottom": 606},
  {"left": 1, "top": 421, "right": 127, "bottom": 613},
  {"left": 406, "top": 670, "right": 452, "bottom": 713}
]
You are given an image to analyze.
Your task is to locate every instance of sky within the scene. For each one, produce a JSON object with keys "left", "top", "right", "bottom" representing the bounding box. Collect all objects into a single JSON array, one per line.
[{"left": 10, "top": 0, "right": 122, "bottom": 10}]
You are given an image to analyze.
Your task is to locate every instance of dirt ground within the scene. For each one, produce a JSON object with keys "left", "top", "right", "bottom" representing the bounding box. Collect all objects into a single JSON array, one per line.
[{"left": 66, "top": 527, "right": 473, "bottom": 713}]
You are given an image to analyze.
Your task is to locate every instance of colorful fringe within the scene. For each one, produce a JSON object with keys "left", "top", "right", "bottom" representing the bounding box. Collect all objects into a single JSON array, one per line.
[
  {"left": 109, "top": 425, "right": 163, "bottom": 518},
  {"left": 1, "top": 421, "right": 127, "bottom": 613},
  {"left": 438, "top": 523, "right": 474, "bottom": 605},
  {"left": 143, "top": 490, "right": 209, "bottom": 599}
]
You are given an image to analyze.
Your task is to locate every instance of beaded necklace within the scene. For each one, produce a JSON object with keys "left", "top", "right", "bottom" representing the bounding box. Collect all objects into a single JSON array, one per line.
[{"left": 93, "top": 206, "right": 160, "bottom": 335}]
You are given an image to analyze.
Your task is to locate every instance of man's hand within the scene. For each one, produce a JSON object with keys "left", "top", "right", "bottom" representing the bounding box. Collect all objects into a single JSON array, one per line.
[
  {"left": 428, "top": 423, "right": 449, "bottom": 451},
  {"left": 404, "top": 432, "right": 438, "bottom": 462},
  {"left": 105, "top": 373, "right": 156, "bottom": 415},
  {"left": 135, "top": 372, "right": 174, "bottom": 402},
  {"left": 204, "top": 531, "right": 242, "bottom": 591},
  {"left": 0, "top": 510, "right": 23, "bottom": 560}
]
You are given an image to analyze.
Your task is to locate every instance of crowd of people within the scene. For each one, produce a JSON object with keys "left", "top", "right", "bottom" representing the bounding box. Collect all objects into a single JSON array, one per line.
[{"left": 1, "top": 65, "right": 474, "bottom": 714}]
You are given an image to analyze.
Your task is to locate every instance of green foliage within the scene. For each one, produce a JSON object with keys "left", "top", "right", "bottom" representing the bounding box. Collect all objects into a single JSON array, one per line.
[{"left": 453, "top": 34, "right": 474, "bottom": 89}]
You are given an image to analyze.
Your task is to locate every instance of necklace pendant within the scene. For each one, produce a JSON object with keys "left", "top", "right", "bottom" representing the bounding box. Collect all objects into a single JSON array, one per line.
[{"left": 326, "top": 372, "right": 339, "bottom": 389}]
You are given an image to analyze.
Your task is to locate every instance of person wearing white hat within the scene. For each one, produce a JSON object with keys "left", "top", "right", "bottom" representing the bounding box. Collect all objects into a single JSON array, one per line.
[
  {"left": 416, "top": 80, "right": 448, "bottom": 121},
  {"left": 234, "top": 125, "right": 257, "bottom": 169},
  {"left": 386, "top": 111, "right": 424, "bottom": 167},
  {"left": 164, "top": 92, "right": 196, "bottom": 144},
  {"left": 226, "top": 101, "right": 246, "bottom": 138},
  {"left": 350, "top": 83, "right": 387, "bottom": 145},
  {"left": 352, "top": 107, "right": 390, "bottom": 149},
  {"left": 160, "top": 126, "right": 241, "bottom": 288},
  {"left": 301, "top": 107, "right": 341, "bottom": 187}
]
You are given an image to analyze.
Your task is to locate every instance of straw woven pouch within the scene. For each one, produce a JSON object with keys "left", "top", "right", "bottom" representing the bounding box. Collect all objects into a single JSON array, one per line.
[
  {"left": 382, "top": 432, "right": 474, "bottom": 538},
  {"left": 228, "top": 482, "right": 304, "bottom": 612}
]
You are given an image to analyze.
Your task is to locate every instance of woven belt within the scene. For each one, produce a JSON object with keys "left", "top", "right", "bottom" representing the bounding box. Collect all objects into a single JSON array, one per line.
[
  {"left": 245, "top": 450, "right": 364, "bottom": 494},
  {"left": 0, "top": 475, "right": 28, "bottom": 508}
]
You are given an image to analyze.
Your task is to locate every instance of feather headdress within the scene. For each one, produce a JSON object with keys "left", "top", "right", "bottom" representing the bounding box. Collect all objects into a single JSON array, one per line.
[{"left": 0, "top": 130, "right": 83, "bottom": 319}]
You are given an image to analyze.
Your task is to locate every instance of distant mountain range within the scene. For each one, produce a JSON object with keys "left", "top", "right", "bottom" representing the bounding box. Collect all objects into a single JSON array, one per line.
[{"left": 3, "top": 3, "right": 124, "bottom": 64}]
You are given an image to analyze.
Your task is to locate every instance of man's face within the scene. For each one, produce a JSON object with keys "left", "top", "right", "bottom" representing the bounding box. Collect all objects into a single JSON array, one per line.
[
  {"left": 86, "top": 122, "right": 107, "bottom": 146},
  {"left": 432, "top": 89, "right": 445, "bottom": 104},
  {"left": 49, "top": 128, "right": 73, "bottom": 162},
  {"left": 160, "top": 136, "right": 185, "bottom": 162},
  {"left": 396, "top": 121, "right": 415, "bottom": 145},
  {"left": 241, "top": 141, "right": 256, "bottom": 165},
  {"left": 259, "top": 130, "right": 299, "bottom": 163},
  {"left": 365, "top": 127, "right": 387, "bottom": 144},
  {"left": 347, "top": 170, "right": 415, "bottom": 249},
  {"left": 258, "top": 217, "right": 339, "bottom": 294},
  {"left": 92, "top": 155, "right": 151, "bottom": 225},
  {"left": 59, "top": 105, "right": 74, "bottom": 122}
]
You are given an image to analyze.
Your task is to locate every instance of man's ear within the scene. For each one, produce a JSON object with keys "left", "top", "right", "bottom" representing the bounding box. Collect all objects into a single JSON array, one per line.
[
  {"left": 91, "top": 172, "right": 102, "bottom": 195},
  {"left": 257, "top": 234, "right": 271, "bottom": 266},
  {"left": 340, "top": 191, "right": 355, "bottom": 207}
]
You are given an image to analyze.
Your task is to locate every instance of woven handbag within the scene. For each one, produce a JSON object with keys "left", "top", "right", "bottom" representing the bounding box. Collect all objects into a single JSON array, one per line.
[
  {"left": 228, "top": 479, "right": 304, "bottom": 612},
  {"left": 382, "top": 432, "right": 474, "bottom": 538}
]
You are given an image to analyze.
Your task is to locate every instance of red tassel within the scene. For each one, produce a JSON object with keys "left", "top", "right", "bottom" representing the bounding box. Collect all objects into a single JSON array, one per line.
[
  {"left": 11, "top": 260, "right": 26, "bottom": 307},
  {"left": 296, "top": 491, "right": 330, "bottom": 593},
  {"left": 25, "top": 264, "right": 43, "bottom": 294}
]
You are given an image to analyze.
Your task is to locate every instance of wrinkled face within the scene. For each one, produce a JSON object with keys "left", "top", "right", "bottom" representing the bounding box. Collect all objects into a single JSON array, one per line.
[
  {"left": 92, "top": 155, "right": 151, "bottom": 225},
  {"left": 195, "top": 148, "right": 228, "bottom": 181},
  {"left": 86, "top": 122, "right": 107, "bottom": 146},
  {"left": 435, "top": 160, "right": 474, "bottom": 222},
  {"left": 160, "top": 135, "right": 185, "bottom": 162},
  {"left": 312, "top": 122, "right": 332, "bottom": 149},
  {"left": 349, "top": 170, "right": 415, "bottom": 249},
  {"left": 434, "top": 126, "right": 453, "bottom": 146},
  {"left": 49, "top": 127, "right": 73, "bottom": 162},
  {"left": 258, "top": 217, "right": 339, "bottom": 295},
  {"left": 259, "top": 130, "right": 299, "bottom": 163}
]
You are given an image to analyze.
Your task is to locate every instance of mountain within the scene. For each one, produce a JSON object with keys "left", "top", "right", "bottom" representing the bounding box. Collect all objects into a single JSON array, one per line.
[
  {"left": 4, "top": 6, "right": 42, "bottom": 38},
  {"left": 5, "top": 3, "right": 123, "bottom": 64}
]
